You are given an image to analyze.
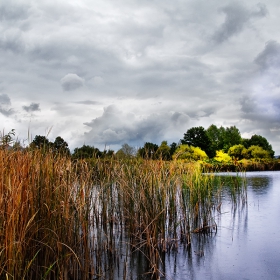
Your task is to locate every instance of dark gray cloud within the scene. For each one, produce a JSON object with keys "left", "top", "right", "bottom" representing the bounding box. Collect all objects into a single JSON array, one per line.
[
  {"left": 0, "top": 2, "right": 29, "bottom": 22},
  {"left": 251, "top": 3, "right": 268, "bottom": 17},
  {"left": 254, "top": 40, "right": 280, "bottom": 70},
  {"left": 83, "top": 105, "right": 190, "bottom": 146},
  {"left": 0, "top": 94, "right": 11, "bottom": 105},
  {"left": 240, "top": 96, "right": 258, "bottom": 114},
  {"left": 213, "top": 2, "right": 267, "bottom": 43},
  {"left": 0, "top": 93, "right": 14, "bottom": 116},
  {"left": 239, "top": 95, "right": 280, "bottom": 146},
  {"left": 0, "top": 29, "right": 25, "bottom": 54},
  {"left": 22, "top": 103, "right": 40, "bottom": 112},
  {"left": 60, "top": 74, "right": 85, "bottom": 91}
]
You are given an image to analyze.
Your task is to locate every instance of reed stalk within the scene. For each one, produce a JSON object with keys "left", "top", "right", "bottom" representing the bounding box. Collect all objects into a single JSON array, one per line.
[{"left": 0, "top": 150, "right": 244, "bottom": 279}]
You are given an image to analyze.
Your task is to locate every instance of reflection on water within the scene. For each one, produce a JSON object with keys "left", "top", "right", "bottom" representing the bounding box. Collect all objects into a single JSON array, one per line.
[
  {"left": 246, "top": 175, "right": 272, "bottom": 194},
  {"left": 153, "top": 171, "right": 280, "bottom": 280}
]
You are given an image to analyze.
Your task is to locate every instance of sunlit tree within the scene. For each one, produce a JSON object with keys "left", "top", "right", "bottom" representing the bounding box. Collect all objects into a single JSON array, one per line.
[
  {"left": 214, "top": 150, "right": 232, "bottom": 163},
  {"left": 173, "top": 144, "right": 208, "bottom": 161}
]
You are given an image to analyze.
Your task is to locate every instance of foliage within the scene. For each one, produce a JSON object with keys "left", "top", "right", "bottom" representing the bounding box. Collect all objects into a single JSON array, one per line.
[
  {"left": 181, "top": 126, "right": 214, "bottom": 157},
  {"left": 155, "top": 141, "right": 171, "bottom": 160},
  {"left": 30, "top": 135, "right": 50, "bottom": 149},
  {"left": 52, "top": 136, "right": 70, "bottom": 155},
  {"left": 169, "top": 142, "right": 178, "bottom": 157},
  {"left": 206, "top": 125, "right": 242, "bottom": 153},
  {"left": 207, "top": 124, "right": 224, "bottom": 151},
  {"left": 115, "top": 143, "right": 136, "bottom": 159},
  {"left": 30, "top": 135, "right": 70, "bottom": 155},
  {"left": 228, "top": 144, "right": 247, "bottom": 160},
  {"left": 214, "top": 150, "right": 232, "bottom": 163},
  {"left": 222, "top": 126, "right": 242, "bottom": 151},
  {"left": 138, "top": 142, "right": 159, "bottom": 159},
  {"left": 72, "top": 144, "right": 102, "bottom": 159},
  {"left": 173, "top": 144, "right": 208, "bottom": 161},
  {"left": 247, "top": 145, "right": 271, "bottom": 159},
  {"left": 0, "top": 129, "right": 16, "bottom": 148},
  {"left": 243, "top": 134, "right": 274, "bottom": 157}
]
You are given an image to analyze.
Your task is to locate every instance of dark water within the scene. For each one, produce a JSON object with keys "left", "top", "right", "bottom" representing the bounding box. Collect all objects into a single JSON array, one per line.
[{"left": 161, "top": 171, "right": 280, "bottom": 280}]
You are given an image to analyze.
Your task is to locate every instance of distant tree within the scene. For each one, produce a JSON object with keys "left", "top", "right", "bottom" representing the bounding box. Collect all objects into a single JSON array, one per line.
[
  {"left": 173, "top": 144, "right": 208, "bottom": 161},
  {"left": 169, "top": 142, "right": 178, "bottom": 158},
  {"left": 155, "top": 141, "right": 171, "bottom": 160},
  {"left": 247, "top": 145, "right": 271, "bottom": 159},
  {"left": 53, "top": 136, "right": 70, "bottom": 155},
  {"left": 242, "top": 138, "right": 251, "bottom": 149},
  {"left": 138, "top": 142, "right": 159, "bottom": 159},
  {"left": 228, "top": 144, "right": 247, "bottom": 160},
  {"left": 115, "top": 149, "right": 126, "bottom": 159},
  {"left": 222, "top": 126, "right": 242, "bottom": 151},
  {"left": 30, "top": 135, "right": 51, "bottom": 151},
  {"left": 102, "top": 149, "right": 114, "bottom": 158},
  {"left": 181, "top": 126, "right": 214, "bottom": 157},
  {"left": 207, "top": 124, "right": 224, "bottom": 151},
  {"left": 246, "top": 135, "right": 274, "bottom": 158},
  {"left": 72, "top": 145, "right": 102, "bottom": 159},
  {"left": 116, "top": 143, "right": 136, "bottom": 159}
]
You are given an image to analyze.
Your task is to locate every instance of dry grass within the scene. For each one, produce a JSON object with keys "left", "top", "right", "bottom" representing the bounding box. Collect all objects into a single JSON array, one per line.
[{"left": 0, "top": 150, "right": 241, "bottom": 279}]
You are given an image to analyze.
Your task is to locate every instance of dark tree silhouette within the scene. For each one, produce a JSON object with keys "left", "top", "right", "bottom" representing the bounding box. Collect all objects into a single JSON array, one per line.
[{"left": 181, "top": 126, "right": 214, "bottom": 157}]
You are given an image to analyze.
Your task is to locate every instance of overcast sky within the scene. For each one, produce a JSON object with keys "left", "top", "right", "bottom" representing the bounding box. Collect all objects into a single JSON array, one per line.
[{"left": 1, "top": 0, "right": 280, "bottom": 154}]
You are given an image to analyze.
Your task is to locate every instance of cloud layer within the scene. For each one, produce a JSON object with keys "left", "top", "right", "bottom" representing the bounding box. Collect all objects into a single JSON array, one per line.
[{"left": 0, "top": 0, "right": 280, "bottom": 154}]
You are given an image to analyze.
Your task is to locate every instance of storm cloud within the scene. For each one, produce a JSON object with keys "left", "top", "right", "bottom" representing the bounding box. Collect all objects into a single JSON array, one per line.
[
  {"left": 213, "top": 2, "right": 267, "bottom": 43},
  {"left": 0, "top": 94, "right": 14, "bottom": 117},
  {"left": 84, "top": 105, "right": 191, "bottom": 147},
  {"left": 0, "top": 0, "right": 279, "bottom": 154},
  {"left": 255, "top": 40, "right": 280, "bottom": 70}
]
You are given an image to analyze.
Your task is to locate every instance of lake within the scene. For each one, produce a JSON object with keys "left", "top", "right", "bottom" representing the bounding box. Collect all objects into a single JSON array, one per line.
[{"left": 157, "top": 171, "right": 280, "bottom": 279}]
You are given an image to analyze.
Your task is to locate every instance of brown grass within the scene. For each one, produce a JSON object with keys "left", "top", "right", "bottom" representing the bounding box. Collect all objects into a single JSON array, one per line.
[{"left": 0, "top": 149, "right": 240, "bottom": 279}]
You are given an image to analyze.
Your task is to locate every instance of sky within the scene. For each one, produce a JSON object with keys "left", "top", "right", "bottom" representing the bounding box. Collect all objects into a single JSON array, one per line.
[{"left": 1, "top": 0, "right": 280, "bottom": 154}]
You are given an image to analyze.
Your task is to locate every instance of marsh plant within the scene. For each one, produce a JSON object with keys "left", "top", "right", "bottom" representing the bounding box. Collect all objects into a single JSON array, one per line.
[{"left": 0, "top": 149, "right": 244, "bottom": 279}]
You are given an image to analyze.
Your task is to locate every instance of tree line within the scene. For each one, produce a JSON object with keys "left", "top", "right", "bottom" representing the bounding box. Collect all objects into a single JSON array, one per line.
[{"left": 0, "top": 124, "right": 276, "bottom": 161}]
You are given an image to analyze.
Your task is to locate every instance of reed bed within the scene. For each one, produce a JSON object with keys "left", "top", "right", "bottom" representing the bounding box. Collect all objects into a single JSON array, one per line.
[{"left": 0, "top": 150, "right": 244, "bottom": 279}]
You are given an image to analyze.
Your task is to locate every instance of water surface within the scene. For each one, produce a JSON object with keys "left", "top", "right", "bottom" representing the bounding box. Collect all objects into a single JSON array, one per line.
[{"left": 162, "top": 171, "right": 280, "bottom": 279}]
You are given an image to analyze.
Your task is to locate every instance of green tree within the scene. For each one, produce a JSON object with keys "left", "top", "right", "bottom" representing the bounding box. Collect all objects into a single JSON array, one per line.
[
  {"left": 72, "top": 145, "right": 102, "bottom": 159},
  {"left": 102, "top": 149, "right": 114, "bottom": 158},
  {"left": 53, "top": 136, "right": 70, "bottom": 155},
  {"left": 155, "top": 141, "right": 171, "bottom": 160},
  {"left": 245, "top": 135, "right": 274, "bottom": 157},
  {"left": 242, "top": 138, "right": 251, "bottom": 149},
  {"left": 169, "top": 142, "right": 178, "bottom": 158},
  {"left": 138, "top": 142, "right": 158, "bottom": 159},
  {"left": 222, "top": 126, "right": 242, "bottom": 151},
  {"left": 30, "top": 135, "right": 52, "bottom": 151},
  {"left": 181, "top": 126, "right": 214, "bottom": 157},
  {"left": 207, "top": 124, "right": 224, "bottom": 151}
]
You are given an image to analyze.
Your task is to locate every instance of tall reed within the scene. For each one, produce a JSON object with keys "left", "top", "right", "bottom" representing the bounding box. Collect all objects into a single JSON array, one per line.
[{"left": 0, "top": 150, "right": 243, "bottom": 279}]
